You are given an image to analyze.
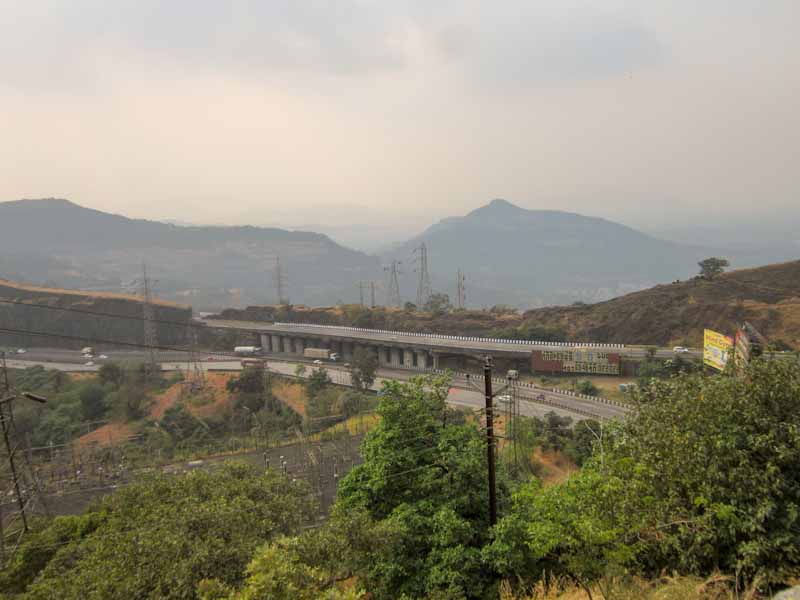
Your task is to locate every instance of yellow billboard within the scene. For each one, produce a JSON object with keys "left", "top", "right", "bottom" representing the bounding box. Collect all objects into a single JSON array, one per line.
[{"left": 704, "top": 329, "right": 733, "bottom": 371}]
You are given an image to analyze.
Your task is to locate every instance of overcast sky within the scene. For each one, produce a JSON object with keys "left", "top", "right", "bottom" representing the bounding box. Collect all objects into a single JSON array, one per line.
[{"left": 1, "top": 1, "right": 798, "bottom": 237}]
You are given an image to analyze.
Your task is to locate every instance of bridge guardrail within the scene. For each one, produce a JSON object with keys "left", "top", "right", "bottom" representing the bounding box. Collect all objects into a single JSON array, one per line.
[{"left": 272, "top": 322, "right": 626, "bottom": 350}]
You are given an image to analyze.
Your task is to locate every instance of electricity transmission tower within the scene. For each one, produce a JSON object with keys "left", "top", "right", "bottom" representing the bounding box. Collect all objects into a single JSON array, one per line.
[
  {"left": 186, "top": 323, "right": 204, "bottom": 391},
  {"left": 456, "top": 269, "right": 466, "bottom": 309},
  {"left": 384, "top": 261, "right": 402, "bottom": 308},
  {"left": 357, "top": 281, "right": 366, "bottom": 306},
  {"left": 413, "top": 243, "right": 432, "bottom": 308},
  {"left": 358, "top": 281, "right": 379, "bottom": 307},
  {"left": 141, "top": 263, "right": 159, "bottom": 378},
  {"left": 1, "top": 352, "right": 48, "bottom": 556},
  {"left": 274, "top": 256, "right": 288, "bottom": 305}
]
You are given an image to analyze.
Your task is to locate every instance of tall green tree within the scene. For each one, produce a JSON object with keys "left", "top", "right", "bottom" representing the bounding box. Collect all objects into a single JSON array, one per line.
[
  {"left": 349, "top": 347, "right": 377, "bottom": 391},
  {"left": 78, "top": 383, "right": 106, "bottom": 420},
  {"left": 306, "top": 367, "right": 331, "bottom": 398},
  {"left": 334, "top": 375, "right": 507, "bottom": 599}
]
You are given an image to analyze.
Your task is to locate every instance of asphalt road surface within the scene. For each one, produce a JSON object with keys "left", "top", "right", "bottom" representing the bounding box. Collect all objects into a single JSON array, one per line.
[{"left": 6, "top": 352, "right": 629, "bottom": 422}]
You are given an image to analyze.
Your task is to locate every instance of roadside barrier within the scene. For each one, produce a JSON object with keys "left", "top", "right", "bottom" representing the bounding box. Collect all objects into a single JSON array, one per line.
[{"left": 273, "top": 322, "right": 626, "bottom": 350}]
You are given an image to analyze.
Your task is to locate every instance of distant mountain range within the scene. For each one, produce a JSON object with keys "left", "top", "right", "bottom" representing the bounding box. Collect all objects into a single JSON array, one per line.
[
  {"left": 385, "top": 199, "right": 709, "bottom": 307},
  {"left": 2, "top": 197, "right": 790, "bottom": 310},
  {"left": 0, "top": 199, "right": 379, "bottom": 309}
]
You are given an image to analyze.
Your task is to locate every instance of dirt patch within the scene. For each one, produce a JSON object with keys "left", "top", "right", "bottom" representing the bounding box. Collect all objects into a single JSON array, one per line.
[
  {"left": 149, "top": 383, "right": 182, "bottom": 420},
  {"left": 76, "top": 422, "right": 135, "bottom": 448},
  {"left": 273, "top": 380, "right": 308, "bottom": 416},
  {"left": 533, "top": 448, "right": 577, "bottom": 487},
  {"left": 146, "top": 372, "right": 236, "bottom": 420},
  {"left": 188, "top": 372, "right": 236, "bottom": 418}
]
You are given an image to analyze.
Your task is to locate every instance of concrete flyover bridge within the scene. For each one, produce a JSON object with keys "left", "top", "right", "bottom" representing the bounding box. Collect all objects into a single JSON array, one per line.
[{"left": 205, "top": 319, "right": 635, "bottom": 370}]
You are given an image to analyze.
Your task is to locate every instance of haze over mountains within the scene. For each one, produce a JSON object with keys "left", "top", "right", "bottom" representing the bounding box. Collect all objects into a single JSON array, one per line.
[
  {"left": 0, "top": 199, "right": 379, "bottom": 309},
  {"left": 0, "top": 197, "right": 794, "bottom": 310},
  {"left": 385, "top": 199, "right": 706, "bottom": 307}
]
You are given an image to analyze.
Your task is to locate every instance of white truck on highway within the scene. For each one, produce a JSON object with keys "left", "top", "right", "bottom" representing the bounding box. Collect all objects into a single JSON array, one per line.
[
  {"left": 234, "top": 346, "right": 262, "bottom": 356},
  {"left": 303, "top": 348, "right": 339, "bottom": 361}
]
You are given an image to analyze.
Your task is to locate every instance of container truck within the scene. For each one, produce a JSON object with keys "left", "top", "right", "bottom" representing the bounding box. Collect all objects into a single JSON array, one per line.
[
  {"left": 234, "top": 346, "right": 261, "bottom": 356},
  {"left": 303, "top": 348, "right": 339, "bottom": 361}
]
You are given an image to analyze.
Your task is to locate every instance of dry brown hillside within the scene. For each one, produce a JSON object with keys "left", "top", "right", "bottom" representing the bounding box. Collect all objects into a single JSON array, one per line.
[
  {"left": 212, "top": 260, "right": 800, "bottom": 350},
  {"left": 521, "top": 260, "right": 800, "bottom": 348}
]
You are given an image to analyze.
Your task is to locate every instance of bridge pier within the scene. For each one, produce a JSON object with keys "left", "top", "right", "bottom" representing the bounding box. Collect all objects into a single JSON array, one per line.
[
  {"left": 293, "top": 337, "right": 305, "bottom": 354},
  {"left": 416, "top": 350, "right": 428, "bottom": 370},
  {"left": 271, "top": 335, "right": 282, "bottom": 354},
  {"left": 341, "top": 341, "right": 353, "bottom": 361},
  {"left": 389, "top": 347, "right": 401, "bottom": 367},
  {"left": 259, "top": 334, "right": 271, "bottom": 352},
  {"left": 403, "top": 349, "right": 414, "bottom": 369}
]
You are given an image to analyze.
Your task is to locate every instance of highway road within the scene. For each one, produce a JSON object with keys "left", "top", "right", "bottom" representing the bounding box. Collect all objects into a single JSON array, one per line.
[
  {"left": 205, "top": 319, "right": 702, "bottom": 361},
  {"left": 5, "top": 352, "right": 629, "bottom": 422}
]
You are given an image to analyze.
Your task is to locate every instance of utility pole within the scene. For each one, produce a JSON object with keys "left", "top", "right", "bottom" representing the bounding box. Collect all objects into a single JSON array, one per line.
[
  {"left": 369, "top": 281, "right": 376, "bottom": 308},
  {"left": 413, "top": 243, "right": 432, "bottom": 308},
  {"left": 384, "top": 261, "right": 402, "bottom": 308},
  {"left": 484, "top": 356, "right": 497, "bottom": 526},
  {"left": 456, "top": 269, "right": 466, "bottom": 309},
  {"left": 274, "top": 256, "right": 288, "bottom": 305},
  {"left": 141, "top": 263, "right": 159, "bottom": 380}
]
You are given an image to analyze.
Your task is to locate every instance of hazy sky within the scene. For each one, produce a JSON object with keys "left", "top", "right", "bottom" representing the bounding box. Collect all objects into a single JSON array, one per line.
[{"left": 1, "top": 1, "right": 798, "bottom": 236}]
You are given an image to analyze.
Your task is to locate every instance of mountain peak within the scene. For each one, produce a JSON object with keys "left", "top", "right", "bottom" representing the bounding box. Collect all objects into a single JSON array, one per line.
[{"left": 472, "top": 198, "right": 522, "bottom": 214}]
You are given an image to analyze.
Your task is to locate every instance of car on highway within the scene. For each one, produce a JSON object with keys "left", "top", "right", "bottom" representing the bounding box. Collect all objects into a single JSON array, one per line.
[
  {"left": 98, "top": 354, "right": 108, "bottom": 360},
  {"left": 206, "top": 356, "right": 216, "bottom": 361},
  {"left": 84, "top": 361, "right": 95, "bottom": 366},
  {"left": 672, "top": 346, "right": 690, "bottom": 354},
  {"left": 313, "top": 359, "right": 323, "bottom": 365},
  {"left": 16, "top": 348, "right": 26, "bottom": 354},
  {"left": 82, "top": 353, "right": 94, "bottom": 358}
]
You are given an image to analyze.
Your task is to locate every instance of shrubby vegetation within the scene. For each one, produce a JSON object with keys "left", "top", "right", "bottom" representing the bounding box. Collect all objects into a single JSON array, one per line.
[
  {"left": 4, "top": 359, "right": 800, "bottom": 598},
  {"left": 1, "top": 464, "right": 313, "bottom": 599},
  {"left": 7, "top": 363, "right": 171, "bottom": 447}
]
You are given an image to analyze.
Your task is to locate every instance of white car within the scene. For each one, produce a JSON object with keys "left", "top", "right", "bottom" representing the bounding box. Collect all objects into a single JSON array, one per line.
[
  {"left": 313, "top": 359, "right": 323, "bottom": 365},
  {"left": 98, "top": 354, "right": 108, "bottom": 360},
  {"left": 84, "top": 361, "right": 95, "bottom": 366},
  {"left": 82, "top": 353, "right": 93, "bottom": 358},
  {"left": 16, "top": 348, "right": 26, "bottom": 354},
  {"left": 673, "top": 346, "right": 690, "bottom": 354}
]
